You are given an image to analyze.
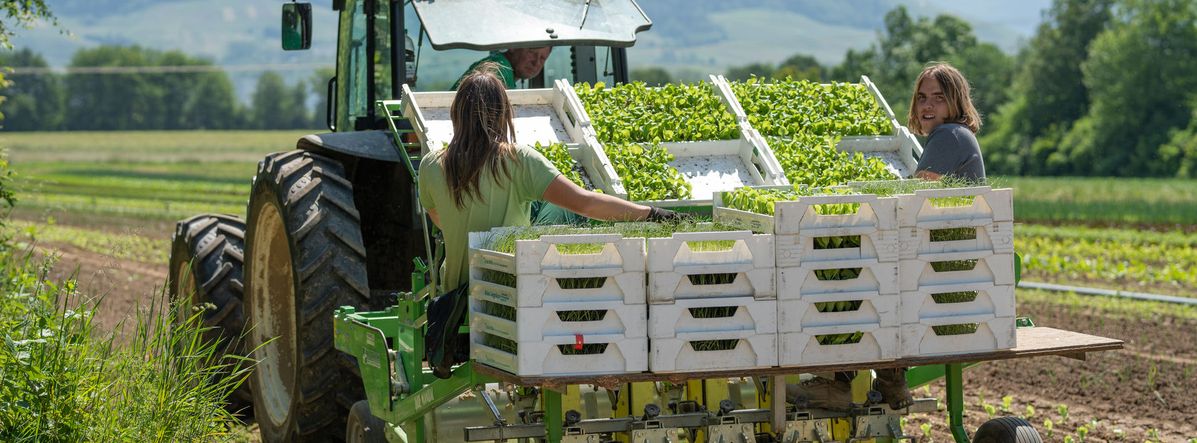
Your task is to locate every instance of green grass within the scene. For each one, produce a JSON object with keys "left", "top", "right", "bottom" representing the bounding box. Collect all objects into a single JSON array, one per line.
[
  {"left": 1005, "top": 176, "right": 1197, "bottom": 226},
  {"left": 0, "top": 250, "right": 250, "bottom": 440},
  {"left": 0, "top": 130, "right": 308, "bottom": 163}
]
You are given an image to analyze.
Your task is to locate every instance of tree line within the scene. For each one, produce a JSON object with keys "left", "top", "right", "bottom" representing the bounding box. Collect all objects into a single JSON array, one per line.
[
  {"left": 0, "top": 45, "right": 332, "bottom": 131},
  {"left": 632, "top": 0, "right": 1197, "bottom": 178},
  {"left": 4, "top": 0, "right": 1197, "bottom": 177}
]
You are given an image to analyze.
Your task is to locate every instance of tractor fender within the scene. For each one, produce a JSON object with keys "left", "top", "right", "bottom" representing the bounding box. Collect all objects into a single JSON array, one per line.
[{"left": 297, "top": 130, "right": 402, "bottom": 163}]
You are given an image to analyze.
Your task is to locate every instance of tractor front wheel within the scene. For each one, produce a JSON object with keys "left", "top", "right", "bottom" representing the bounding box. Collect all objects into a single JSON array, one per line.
[{"left": 244, "top": 150, "right": 370, "bottom": 441}]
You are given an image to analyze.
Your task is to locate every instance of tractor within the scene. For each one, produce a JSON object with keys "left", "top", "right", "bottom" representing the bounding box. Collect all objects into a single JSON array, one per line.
[{"left": 167, "top": 1, "right": 1122, "bottom": 442}]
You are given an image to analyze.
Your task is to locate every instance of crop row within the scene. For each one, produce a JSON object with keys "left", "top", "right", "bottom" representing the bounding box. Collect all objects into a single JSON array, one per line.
[{"left": 1016, "top": 225, "right": 1197, "bottom": 295}]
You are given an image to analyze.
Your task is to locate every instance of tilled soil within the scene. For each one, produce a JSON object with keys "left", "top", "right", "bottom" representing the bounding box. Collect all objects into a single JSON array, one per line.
[{"left": 910, "top": 296, "right": 1197, "bottom": 442}]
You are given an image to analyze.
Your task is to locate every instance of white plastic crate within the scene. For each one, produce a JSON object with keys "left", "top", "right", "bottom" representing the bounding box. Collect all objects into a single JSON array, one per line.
[
  {"left": 900, "top": 315, "right": 1016, "bottom": 358},
  {"left": 776, "top": 262, "right": 899, "bottom": 301},
  {"left": 570, "top": 77, "right": 789, "bottom": 206},
  {"left": 899, "top": 283, "right": 1015, "bottom": 325},
  {"left": 899, "top": 220, "right": 1014, "bottom": 260},
  {"left": 648, "top": 296, "right": 777, "bottom": 372},
  {"left": 778, "top": 323, "right": 899, "bottom": 367},
  {"left": 640, "top": 133, "right": 789, "bottom": 208},
  {"left": 777, "top": 293, "right": 900, "bottom": 334},
  {"left": 712, "top": 191, "right": 898, "bottom": 238},
  {"left": 899, "top": 251, "right": 1016, "bottom": 292},
  {"left": 647, "top": 231, "right": 775, "bottom": 303},
  {"left": 774, "top": 194, "right": 898, "bottom": 235},
  {"left": 472, "top": 332, "right": 648, "bottom": 377},
  {"left": 468, "top": 229, "right": 646, "bottom": 307},
  {"left": 399, "top": 82, "right": 627, "bottom": 197},
  {"left": 719, "top": 74, "right": 922, "bottom": 179},
  {"left": 470, "top": 299, "right": 647, "bottom": 344},
  {"left": 402, "top": 82, "right": 591, "bottom": 151},
  {"left": 774, "top": 229, "right": 899, "bottom": 270},
  {"left": 897, "top": 187, "right": 1014, "bottom": 227}
]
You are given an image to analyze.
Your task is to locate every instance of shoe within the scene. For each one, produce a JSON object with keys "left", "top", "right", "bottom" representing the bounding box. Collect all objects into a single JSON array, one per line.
[
  {"left": 873, "top": 368, "right": 913, "bottom": 410},
  {"left": 786, "top": 377, "right": 854, "bottom": 411}
]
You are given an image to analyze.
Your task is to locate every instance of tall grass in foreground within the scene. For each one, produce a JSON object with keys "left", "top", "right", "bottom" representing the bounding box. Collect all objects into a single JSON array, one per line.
[{"left": 0, "top": 250, "right": 251, "bottom": 441}]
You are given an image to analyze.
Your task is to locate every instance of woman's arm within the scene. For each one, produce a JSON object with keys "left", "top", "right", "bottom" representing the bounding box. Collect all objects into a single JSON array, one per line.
[{"left": 541, "top": 176, "right": 652, "bottom": 221}]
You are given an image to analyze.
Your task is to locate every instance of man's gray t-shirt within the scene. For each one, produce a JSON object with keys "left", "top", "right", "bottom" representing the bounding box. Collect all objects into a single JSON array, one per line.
[{"left": 914, "top": 123, "right": 985, "bottom": 181}]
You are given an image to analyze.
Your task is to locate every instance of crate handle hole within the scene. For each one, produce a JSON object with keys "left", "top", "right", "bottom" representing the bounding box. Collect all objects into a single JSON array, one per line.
[
  {"left": 685, "top": 240, "right": 737, "bottom": 252},
  {"left": 554, "top": 243, "right": 606, "bottom": 255},
  {"left": 557, "top": 343, "right": 609, "bottom": 355},
  {"left": 931, "top": 291, "right": 978, "bottom": 304},
  {"left": 929, "top": 196, "right": 976, "bottom": 208},
  {"left": 930, "top": 259, "right": 978, "bottom": 272},
  {"left": 932, "top": 323, "right": 979, "bottom": 336},
  {"left": 813, "top": 267, "right": 863, "bottom": 281},
  {"left": 813, "top": 202, "right": 861, "bottom": 216},
  {"left": 815, "top": 300, "right": 863, "bottom": 313},
  {"left": 687, "top": 272, "right": 738, "bottom": 285},
  {"left": 556, "top": 309, "right": 608, "bottom": 322},
  {"left": 813, "top": 235, "right": 862, "bottom": 250},
  {"left": 688, "top": 306, "right": 739, "bottom": 318},
  {"left": 689, "top": 339, "right": 739, "bottom": 351},
  {"left": 815, "top": 332, "right": 864, "bottom": 345},
  {"left": 929, "top": 227, "right": 978, "bottom": 242},
  {"left": 557, "top": 277, "right": 608, "bottom": 290}
]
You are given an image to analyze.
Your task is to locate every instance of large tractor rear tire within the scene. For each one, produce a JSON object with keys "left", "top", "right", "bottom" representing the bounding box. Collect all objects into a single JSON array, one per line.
[
  {"left": 245, "top": 150, "right": 371, "bottom": 442},
  {"left": 168, "top": 213, "right": 253, "bottom": 415},
  {"left": 972, "top": 416, "right": 1044, "bottom": 443}
]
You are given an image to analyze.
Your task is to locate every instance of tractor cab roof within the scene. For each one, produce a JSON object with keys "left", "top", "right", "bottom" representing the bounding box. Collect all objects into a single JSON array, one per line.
[{"left": 412, "top": 0, "right": 652, "bottom": 51}]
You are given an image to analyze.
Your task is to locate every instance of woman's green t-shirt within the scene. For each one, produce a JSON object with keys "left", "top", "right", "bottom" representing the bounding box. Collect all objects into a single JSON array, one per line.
[{"left": 417, "top": 144, "right": 561, "bottom": 290}]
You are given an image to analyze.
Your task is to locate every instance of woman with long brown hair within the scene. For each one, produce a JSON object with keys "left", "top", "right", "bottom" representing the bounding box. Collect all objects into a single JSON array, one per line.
[{"left": 418, "top": 63, "right": 680, "bottom": 291}]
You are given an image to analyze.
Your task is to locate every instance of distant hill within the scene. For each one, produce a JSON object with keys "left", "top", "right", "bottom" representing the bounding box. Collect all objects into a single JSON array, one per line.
[{"left": 10, "top": 0, "right": 1049, "bottom": 97}]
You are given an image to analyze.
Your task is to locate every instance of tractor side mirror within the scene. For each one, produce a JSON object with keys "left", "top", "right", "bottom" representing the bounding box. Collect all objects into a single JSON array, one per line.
[{"left": 281, "top": 3, "right": 312, "bottom": 51}]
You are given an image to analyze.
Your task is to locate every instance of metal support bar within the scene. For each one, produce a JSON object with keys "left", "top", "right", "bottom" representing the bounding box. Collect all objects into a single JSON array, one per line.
[
  {"left": 945, "top": 363, "right": 969, "bottom": 443},
  {"left": 544, "top": 388, "right": 564, "bottom": 443}
]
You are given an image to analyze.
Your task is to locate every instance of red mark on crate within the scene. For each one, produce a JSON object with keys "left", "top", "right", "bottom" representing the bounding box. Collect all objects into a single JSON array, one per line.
[{"left": 575, "top": 334, "right": 584, "bottom": 350}]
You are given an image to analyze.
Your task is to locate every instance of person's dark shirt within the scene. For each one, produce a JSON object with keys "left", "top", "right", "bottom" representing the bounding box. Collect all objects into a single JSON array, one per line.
[{"left": 914, "top": 123, "right": 985, "bottom": 181}]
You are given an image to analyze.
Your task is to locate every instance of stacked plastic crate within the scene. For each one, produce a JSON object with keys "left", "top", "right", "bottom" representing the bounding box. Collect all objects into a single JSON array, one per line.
[
  {"left": 467, "top": 229, "right": 648, "bottom": 376},
  {"left": 646, "top": 230, "right": 777, "bottom": 372},
  {"left": 897, "top": 187, "right": 1017, "bottom": 357},
  {"left": 773, "top": 194, "right": 903, "bottom": 366}
]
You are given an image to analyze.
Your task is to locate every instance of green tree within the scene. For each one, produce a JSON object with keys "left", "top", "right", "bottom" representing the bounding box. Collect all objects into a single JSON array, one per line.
[
  {"left": 631, "top": 67, "right": 672, "bottom": 86},
  {"left": 828, "top": 6, "right": 1009, "bottom": 124},
  {"left": 1060, "top": 0, "right": 1197, "bottom": 176},
  {"left": 186, "top": 70, "right": 240, "bottom": 130},
  {"left": 981, "top": 0, "right": 1114, "bottom": 174},
  {"left": 251, "top": 71, "right": 310, "bottom": 129},
  {"left": 774, "top": 54, "right": 824, "bottom": 82},
  {"left": 0, "top": 1, "right": 57, "bottom": 49},
  {"left": 0, "top": 49, "right": 64, "bottom": 130},
  {"left": 65, "top": 45, "right": 157, "bottom": 130}
]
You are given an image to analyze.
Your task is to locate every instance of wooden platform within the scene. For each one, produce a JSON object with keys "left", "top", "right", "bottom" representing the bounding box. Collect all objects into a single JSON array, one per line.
[{"left": 475, "top": 327, "right": 1123, "bottom": 388}]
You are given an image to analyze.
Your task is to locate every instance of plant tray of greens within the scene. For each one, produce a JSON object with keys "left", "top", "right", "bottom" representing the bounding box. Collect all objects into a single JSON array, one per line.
[
  {"left": 574, "top": 80, "right": 788, "bottom": 205},
  {"left": 722, "top": 75, "right": 921, "bottom": 179}
]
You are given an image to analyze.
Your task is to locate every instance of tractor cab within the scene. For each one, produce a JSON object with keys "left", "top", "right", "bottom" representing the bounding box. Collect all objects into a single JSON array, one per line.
[{"left": 285, "top": 0, "right": 652, "bottom": 132}]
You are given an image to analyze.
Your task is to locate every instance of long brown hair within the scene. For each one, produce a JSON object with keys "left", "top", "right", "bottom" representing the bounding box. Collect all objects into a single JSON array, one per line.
[
  {"left": 907, "top": 63, "right": 981, "bottom": 136},
  {"left": 442, "top": 63, "right": 517, "bottom": 209}
]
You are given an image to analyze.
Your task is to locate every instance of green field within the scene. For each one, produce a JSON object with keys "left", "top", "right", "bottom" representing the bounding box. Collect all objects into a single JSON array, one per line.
[{"left": 1, "top": 130, "right": 1194, "bottom": 299}]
